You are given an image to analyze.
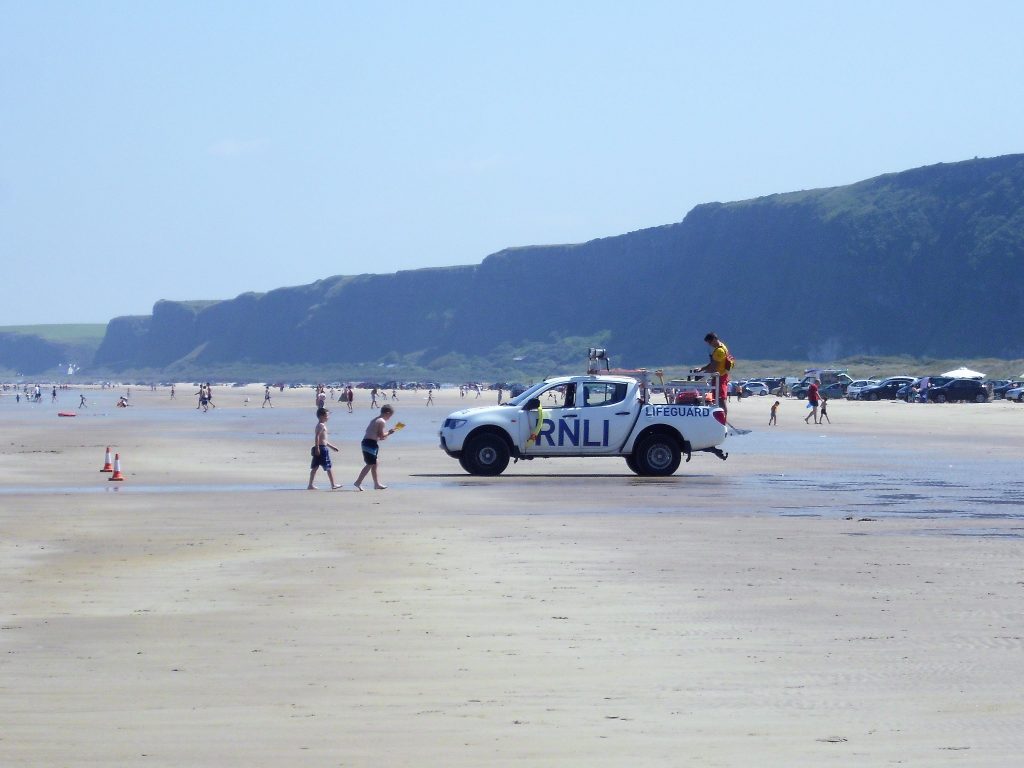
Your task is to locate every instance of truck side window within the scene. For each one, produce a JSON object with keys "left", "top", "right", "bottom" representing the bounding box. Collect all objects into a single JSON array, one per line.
[
  {"left": 545, "top": 383, "right": 576, "bottom": 408},
  {"left": 582, "top": 382, "right": 626, "bottom": 407}
]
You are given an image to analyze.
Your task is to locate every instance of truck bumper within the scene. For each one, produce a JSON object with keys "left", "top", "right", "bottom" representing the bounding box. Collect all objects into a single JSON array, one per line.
[{"left": 439, "top": 434, "right": 461, "bottom": 458}]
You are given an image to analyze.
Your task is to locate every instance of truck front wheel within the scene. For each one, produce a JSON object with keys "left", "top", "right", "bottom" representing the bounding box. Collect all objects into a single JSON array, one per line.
[
  {"left": 634, "top": 434, "right": 682, "bottom": 476},
  {"left": 462, "top": 433, "right": 511, "bottom": 476},
  {"left": 625, "top": 453, "right": 640, "bottom": 474}
]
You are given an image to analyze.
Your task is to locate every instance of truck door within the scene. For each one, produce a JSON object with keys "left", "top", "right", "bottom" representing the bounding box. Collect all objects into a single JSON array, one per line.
[
  {"left": 576, "top": 381, "right": 634, "bottom": 454},
  {"left": 519, "top": 382, "right": 588, "bottom": 454}
]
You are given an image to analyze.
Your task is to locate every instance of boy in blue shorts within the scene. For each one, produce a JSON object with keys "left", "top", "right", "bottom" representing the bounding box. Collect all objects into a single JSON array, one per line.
[{"left": 308, "top": 407, "right": 342, "bottom": 490}]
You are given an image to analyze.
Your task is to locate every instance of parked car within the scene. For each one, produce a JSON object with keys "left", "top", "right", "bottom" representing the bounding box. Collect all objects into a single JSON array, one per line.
[
  {"left": 758, "top": 377, "right": 785, "bottom": 394},
  {"left": 742, "top": 381, "right": 770, "bottom": 397},
  {"left": 857, "top": 376, "right": 915, "bottom": 401},
  {"left": 820, "top": 382, "right": 846, "bottom": 400},
  {"left": 794, "top": 379, "right": 851, "bottom": 400},
  {"left": 1005, "top": 385, "right": 1024, "bottom": 403},
  {"left": 925, "top": 378, "right": 989, "bottom": 403},
  {"left": 992, "top": 380, "right": 1023, "bottom": 399},
  {"left": 910, "top": 376, "right": 953, "bottom": 402},
  {"left": 845, "top": 379, "right": 879, "bottom": 400}
]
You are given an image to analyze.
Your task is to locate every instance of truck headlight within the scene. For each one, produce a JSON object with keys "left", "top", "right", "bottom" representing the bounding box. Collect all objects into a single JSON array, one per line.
[{"left": 444, "top": 418, "right": 467, "bottom": 429}]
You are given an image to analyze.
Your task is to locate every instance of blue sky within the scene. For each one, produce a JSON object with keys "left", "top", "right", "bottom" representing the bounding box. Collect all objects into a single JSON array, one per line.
[{"left": 2, "top": 1, "right": 1022, "bottom": 325}]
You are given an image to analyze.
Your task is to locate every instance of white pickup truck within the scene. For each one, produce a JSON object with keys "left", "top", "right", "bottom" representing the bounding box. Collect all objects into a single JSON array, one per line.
[{"left": 439, "top": 374, "right": 729, "bottom": 476}]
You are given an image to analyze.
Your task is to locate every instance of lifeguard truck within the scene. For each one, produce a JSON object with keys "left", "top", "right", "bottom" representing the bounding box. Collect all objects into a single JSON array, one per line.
[{"left": 439, "top": 349, "right": 729, "bottom": 476}]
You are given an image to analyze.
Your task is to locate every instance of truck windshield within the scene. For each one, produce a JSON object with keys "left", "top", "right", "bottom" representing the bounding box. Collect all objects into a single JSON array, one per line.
[{"left": 505, "top": 382, "right": 549, "bottom": 407}]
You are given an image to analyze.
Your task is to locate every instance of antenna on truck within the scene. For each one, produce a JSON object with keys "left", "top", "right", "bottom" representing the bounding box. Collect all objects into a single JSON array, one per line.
[{"left": 587, "top": 348, "right": 610, "bottom": 374}]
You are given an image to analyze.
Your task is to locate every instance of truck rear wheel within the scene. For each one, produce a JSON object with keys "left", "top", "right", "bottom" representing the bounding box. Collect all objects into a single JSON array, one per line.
[
  {"left": 634, "top": 434, "right": 681, "bottom": 476},
  {"left": 625, "top": 453, "right": 640, "bottom": 474},
  {"left": 462, "top": 433, "right": 510, "bottom": 476}
]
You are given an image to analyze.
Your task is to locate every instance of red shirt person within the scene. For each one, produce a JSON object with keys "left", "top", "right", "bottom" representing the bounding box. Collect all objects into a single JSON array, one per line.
[
  {"left": 804, "top": 380, "right": 822, "bottom": 424},
  {"left": 697, "top": 332, "right": 731, "bottom": 418}
]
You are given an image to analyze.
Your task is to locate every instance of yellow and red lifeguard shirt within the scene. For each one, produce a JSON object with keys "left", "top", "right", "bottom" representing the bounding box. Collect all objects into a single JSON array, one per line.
[{"left": 710, "top": 343, "right": 730, "bottom": 376}]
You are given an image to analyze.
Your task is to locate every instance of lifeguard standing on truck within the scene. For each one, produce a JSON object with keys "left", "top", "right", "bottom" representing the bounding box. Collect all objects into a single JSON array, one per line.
[{"left": 697, "top": 332, "right": 732, "bottom": 419}]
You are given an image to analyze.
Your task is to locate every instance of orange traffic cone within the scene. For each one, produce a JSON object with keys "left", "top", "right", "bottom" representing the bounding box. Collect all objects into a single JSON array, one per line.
[
  {"left": 100, "top": 446, "right": 113, "bottom": 472},
  {"left": 108, "top": 453, "right": 125, "bottom": 481}
]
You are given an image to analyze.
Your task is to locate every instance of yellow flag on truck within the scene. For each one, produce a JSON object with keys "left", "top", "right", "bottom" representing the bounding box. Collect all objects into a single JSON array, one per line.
[{"left": 527, "top": 403, "right": 544, "bottom": 443}]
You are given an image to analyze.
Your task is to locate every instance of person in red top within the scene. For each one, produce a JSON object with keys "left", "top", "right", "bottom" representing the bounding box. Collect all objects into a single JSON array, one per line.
[
  {"left": 697, "top": 332, "right": 731, "bottom": 419},
  {"left": 804, "top": 380, "right": 821, "bottom": 424}
]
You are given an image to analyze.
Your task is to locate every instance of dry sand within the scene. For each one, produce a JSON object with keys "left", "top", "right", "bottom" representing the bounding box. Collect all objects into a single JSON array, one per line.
[{"left": 1, "top": 385, "right": 1022, "bottom": 766}]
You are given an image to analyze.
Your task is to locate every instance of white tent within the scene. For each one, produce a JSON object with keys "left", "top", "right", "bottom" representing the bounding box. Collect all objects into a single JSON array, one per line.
[{"left": 941, "top": 367, "right": 985, "bottom": 379}]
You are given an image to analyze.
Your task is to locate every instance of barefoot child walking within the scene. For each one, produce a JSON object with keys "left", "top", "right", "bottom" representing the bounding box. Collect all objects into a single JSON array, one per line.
[
  {"left": 308, "top": 407, "right": 342, "bottom": 490},
  {"left": 355, "top": 405, "right": 396, "bottom": 490}
]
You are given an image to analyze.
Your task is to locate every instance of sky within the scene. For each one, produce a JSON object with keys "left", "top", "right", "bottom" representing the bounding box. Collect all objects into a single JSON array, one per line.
[{"left": 2, "top": 1, "right": 1023, "bottom": 325}]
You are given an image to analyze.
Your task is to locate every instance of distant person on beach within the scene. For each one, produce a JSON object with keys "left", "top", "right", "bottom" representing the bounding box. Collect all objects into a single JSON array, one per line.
[
  {"left": 371, "top": 388, "right": 379, "bottom": 408},
  {"left": 819, "top": 396, "right": 831, "bottom": 424},
  {"left": 804, "top": 380, "right": 821, "bottom": 424},
  {"left": 205, "top": 383, "right": 216, "bottom": 409},
  {"left": 346, "top": 386, "right": 354, "bottom": 413},
  {"left": 696, "top": 332, "right": 731, "bottom": 419},
  {"left": 79, "top": 394, "right": 87, "bottom": 409},
  {"left": 52, "top": 386, "right": 57, "bottom": 403},
  {"left": 354, "top": 404, "right": 395, "bottom": 491},
  {"left": 170, "top": 384, "right": 176, "bottom": 399},
  {"left": 769, "top": 399, "right": 779, "bottom": 426},
  {"left": 263, "top": 386, "right": 273, "bottom": 408},
  {"left": 307, "top": 407, "right": 342, "bottom": 490},
  {"left": 426, "top": 389, "right": 434, "bottom": 406}
]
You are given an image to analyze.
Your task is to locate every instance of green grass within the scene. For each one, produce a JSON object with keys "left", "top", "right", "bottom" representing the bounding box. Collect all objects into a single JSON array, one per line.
[{"left": 0, "top": 324, "right": 107, "bottom": 344}]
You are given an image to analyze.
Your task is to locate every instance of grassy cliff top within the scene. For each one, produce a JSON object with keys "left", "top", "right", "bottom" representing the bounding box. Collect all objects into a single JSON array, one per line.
[{"left": 0, "top": 324, "right": 108, "bottom": 344}]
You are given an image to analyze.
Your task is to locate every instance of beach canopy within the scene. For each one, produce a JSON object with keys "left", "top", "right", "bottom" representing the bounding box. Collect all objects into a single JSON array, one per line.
[{"left": 941, "top": 367, "right": 985, "bottom": 379}]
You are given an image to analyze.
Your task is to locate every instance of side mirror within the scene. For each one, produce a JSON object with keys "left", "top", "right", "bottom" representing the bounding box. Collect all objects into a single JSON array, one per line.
[{"left": 523, "top": 397, "right": 541, "bottom": 412}]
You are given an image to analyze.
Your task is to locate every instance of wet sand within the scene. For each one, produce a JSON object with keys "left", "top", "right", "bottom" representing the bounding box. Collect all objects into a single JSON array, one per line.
[{"left": 1, "top": 386, "right": 1022, "bottom": 766}]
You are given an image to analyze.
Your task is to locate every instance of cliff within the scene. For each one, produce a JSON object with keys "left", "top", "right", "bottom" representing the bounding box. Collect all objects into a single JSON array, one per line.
[{"left": 88, "top": 153, "right": 1024, "bottom": 372}]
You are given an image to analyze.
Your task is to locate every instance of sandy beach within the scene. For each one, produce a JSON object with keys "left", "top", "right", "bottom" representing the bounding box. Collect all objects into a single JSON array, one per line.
[{"left": 1, "top": 384, "right": 1022, "bottom": 766}]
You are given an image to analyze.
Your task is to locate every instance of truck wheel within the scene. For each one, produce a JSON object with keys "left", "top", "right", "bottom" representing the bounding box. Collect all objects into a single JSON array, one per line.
[
  {"left": 625, "top": 454, "right": 640, "bottom": 474},
  {"left": 462, "top": 433, "right": 510, "bottom": 476},
  {"left": 634, "top": 434, "right": 681, "bottom": 476}
]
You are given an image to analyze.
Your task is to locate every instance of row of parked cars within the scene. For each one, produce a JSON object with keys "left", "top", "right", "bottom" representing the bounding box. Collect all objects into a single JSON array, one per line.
[
  {"left": 735, "top": 373, "right": 1024, "bottom": 403},
  {"left": 839, "top": 376, "right": 1022, "bottom": 403}
]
